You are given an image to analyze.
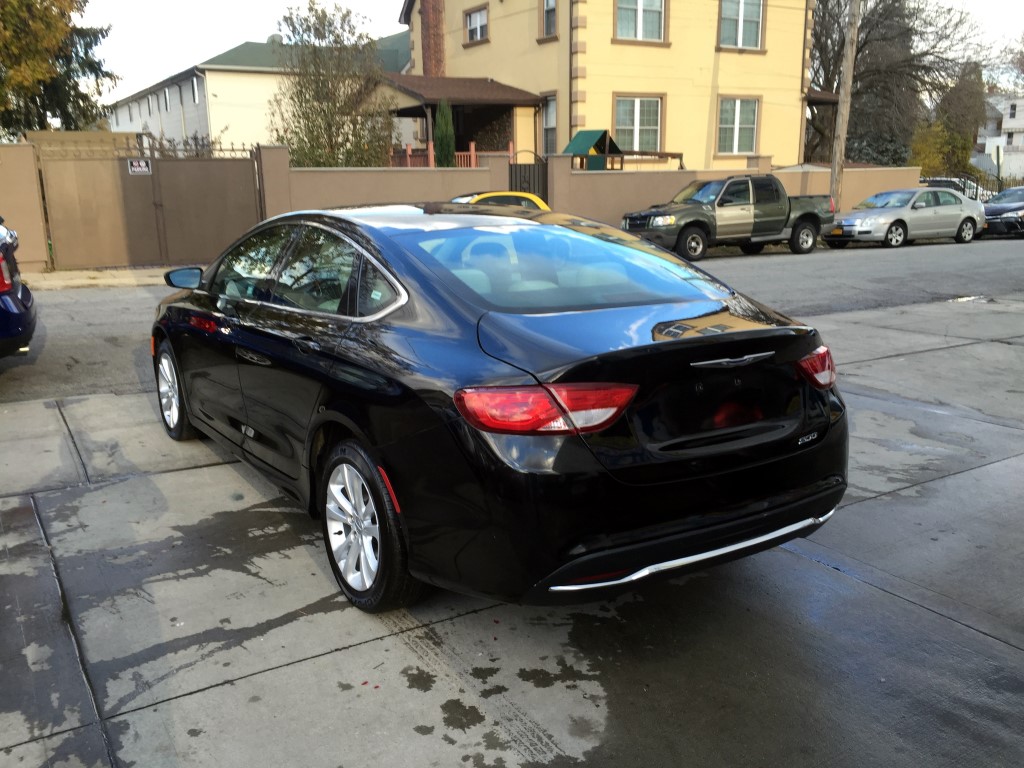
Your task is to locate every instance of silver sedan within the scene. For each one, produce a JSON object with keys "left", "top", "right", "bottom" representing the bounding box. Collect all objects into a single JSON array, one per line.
[{"left": 823, "top": 188, "right": 985, "bottom": 249}]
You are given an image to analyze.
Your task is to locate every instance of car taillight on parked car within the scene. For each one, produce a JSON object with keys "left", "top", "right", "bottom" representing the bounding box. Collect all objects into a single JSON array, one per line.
[
  {"left": 796, "top": 345, "right": 836, "bottom": 389},
  {"left": 0, "top": 255, "right": 13, "bottom": 293},
  {"left": 455, "top": 383, "right": 638, "bottom": 435}
]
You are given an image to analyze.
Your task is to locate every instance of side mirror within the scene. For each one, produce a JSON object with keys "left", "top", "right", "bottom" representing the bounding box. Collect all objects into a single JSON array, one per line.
[
  {"left": 912, "top": 201, "right": 926, "bottom": 210},
  {"left": 165, "top": 267, "right": 203, "bottom": 289}
]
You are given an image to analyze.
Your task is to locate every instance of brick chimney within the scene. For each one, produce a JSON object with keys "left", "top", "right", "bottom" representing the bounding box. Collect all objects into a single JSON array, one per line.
[{"left": 419, "top": 0, "right": 446, "bottom": 76}]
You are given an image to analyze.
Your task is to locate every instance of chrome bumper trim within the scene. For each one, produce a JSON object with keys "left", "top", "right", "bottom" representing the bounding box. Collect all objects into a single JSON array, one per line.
[{"left": 549, "top": 507, "right": 837, "bottom": 593}]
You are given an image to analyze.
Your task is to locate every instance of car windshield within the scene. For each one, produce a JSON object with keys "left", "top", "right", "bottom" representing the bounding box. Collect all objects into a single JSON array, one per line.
[
  {"left": 671, "top": 180, "right": 725, "bottom": 205},
  {"left": 988, "top": 188, "right": 1024, "bottom": 205},
  {"left": 392, "top": 224, "right": 732, "bottom": 313},
  {"left": 854, "top": 191, "right": 914, "bottom": 209}
]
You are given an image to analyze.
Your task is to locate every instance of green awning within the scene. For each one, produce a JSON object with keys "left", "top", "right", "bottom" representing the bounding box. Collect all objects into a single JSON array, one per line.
[{"left": 562, "top": 130, "right": 622, "bottom": 156}]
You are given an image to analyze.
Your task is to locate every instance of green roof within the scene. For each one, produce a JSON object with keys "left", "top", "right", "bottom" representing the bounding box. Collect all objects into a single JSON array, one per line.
[
  {"left": 200, "top": 31, "right": 411, "bottom": 73},
  {"left": 563, "top": 130, "right": 622, "bottom": 155}
]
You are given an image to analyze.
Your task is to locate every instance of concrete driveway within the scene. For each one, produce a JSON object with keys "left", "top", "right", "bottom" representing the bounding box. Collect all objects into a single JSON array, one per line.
[{"left": 2, "top": 294, "right": 1023, "bottom": 767}]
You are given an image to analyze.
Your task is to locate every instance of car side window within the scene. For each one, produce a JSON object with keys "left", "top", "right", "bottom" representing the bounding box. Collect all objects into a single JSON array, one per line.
[
  {"left": 937, "top": 191, "right": 960, "bottom": 206},
  {"left": 271, "top": 227, "right": 359, "bottom": 315},
  {"left": 752, "top": 177, "right": 779, "bottom": 204},
  {"left": 914, "top": 192, "right": 936, "bottom": 208},
  {"left": 720, "top": 181, "right": 751, "bottom": 206},
  {"left": 355, "top": 258, "right": 401, "bottom": 318},
  {"left": 209, "top": 226, "right": 295, "bottom": 300}
]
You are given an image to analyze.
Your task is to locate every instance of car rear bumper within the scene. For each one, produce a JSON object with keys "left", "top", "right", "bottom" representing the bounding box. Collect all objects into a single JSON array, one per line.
[
  {"left": 397, "top": 406, "right": 848, "bottom": 604},
  {"left": 0, "top": 284, "right": 36, "bottom": 357}
]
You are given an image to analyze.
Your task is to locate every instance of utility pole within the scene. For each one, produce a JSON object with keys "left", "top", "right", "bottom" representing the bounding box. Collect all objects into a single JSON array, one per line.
[{"left": 830, "top": 0, "right": 864, "bottom": 209}]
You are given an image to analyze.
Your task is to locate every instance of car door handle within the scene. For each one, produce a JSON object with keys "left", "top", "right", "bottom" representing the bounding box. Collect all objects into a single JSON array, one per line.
[{"left": 292, "top": 335, "right": 321, "bottom": 353}]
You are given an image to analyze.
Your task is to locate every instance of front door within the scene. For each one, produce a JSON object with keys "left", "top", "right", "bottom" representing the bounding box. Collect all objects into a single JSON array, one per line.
[{"left": 715, "top": 179, "right": 755, "bottom": 240}]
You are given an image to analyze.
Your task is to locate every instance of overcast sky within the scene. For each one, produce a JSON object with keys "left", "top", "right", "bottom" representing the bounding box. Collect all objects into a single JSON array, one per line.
[{"left": 80, "top": 0, "right": 1023, "bottom": 102}]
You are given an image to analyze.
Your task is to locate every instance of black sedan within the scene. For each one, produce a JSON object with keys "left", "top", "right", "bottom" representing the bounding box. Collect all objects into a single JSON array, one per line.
[
  {"left": 981, "top": 186, "right": 1024, "bottom": 237},
  {"left": 0, "top": 216, "right": 36, "bottom": 359},
  {"left": 153, "top": 204, "right": 847, "bottom": 612}
]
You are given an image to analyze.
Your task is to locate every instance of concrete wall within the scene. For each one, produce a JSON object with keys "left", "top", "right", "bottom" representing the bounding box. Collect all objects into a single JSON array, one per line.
[
  {"left": 259, "top": 145, "right": 510, "bottom": 214},
  {"left": 0, "top": 144, "right": 48, "bottom": 273},
  {"left": 546, "top": 155, "right": 923, "bottom": 227}
]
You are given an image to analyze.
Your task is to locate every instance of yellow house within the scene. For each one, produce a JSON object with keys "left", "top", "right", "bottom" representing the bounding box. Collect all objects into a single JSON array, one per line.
[{"left": 399, "top": 0, "right": 816, "bottom": 169}]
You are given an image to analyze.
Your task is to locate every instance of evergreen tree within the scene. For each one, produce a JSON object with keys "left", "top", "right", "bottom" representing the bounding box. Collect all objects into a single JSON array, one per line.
[{"left": 433, "top": 99, "right": 455, "bottom": 167}]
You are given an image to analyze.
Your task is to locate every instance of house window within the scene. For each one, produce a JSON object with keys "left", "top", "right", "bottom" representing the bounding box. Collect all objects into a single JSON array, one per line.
[
  {"left": 163, "top": 87, "right": 170, "bottom": 111},
  {"left": 720, "top": 0, "right": 763, "bottom": 49},
  {"left": 128, "top": 103, "right": 133, "bottom": 122},
  {"left": 616, "top": 0, "right": 663, "bottom": 41},
  {"left": 1011, "top": 104, "right": 1017, "bottom": 119},
  {"left": 147, "top": 94, "right": 153, "bottom": 116},
  {"left": 615, "top": 97, "right": 661, "bottom": 152},
  {"left": 1009, "top": 133, "right": 1015, "bottom": 146},
  {"left": 718, "top": 98, "right": 758, "bottom": 154},
  {"left": 542, "top": 0, "right": 556, "bottom": 38},
  {"left": 192, "top": 77, "right": 199, "bottom": 104},
  {"left": 466, "top": 7, "right": 488, "bottom": 42},
  {"left": 543, "top": 96, "right": 557, "bottom": 155}
]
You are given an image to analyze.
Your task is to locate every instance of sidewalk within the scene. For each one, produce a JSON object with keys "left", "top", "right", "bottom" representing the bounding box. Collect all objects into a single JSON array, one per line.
[{"left": 21, "top": 266, "right": 178, "bottom": 290}]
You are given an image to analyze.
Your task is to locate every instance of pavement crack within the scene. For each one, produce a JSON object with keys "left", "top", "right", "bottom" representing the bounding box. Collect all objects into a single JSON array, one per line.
[
  {"left": 30, "top": 494, "right": 118, "bottom": 767},
  {"left": 55, "top": 399, "right": 92, "bottom": 486}
]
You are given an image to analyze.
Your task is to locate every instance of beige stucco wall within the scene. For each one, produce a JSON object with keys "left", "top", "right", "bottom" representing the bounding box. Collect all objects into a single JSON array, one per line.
[
  {"left": 0, "top": 144, "right": 49, "bottom": 272},
  {"left": 204, "top": 70, "right": 288, "bottom": 148},
  {"left": 411, "top": 0, "right": 809, "bottom": 168},
  {"left": 547, "top": 155, "right": 924, "bottom": 227}
]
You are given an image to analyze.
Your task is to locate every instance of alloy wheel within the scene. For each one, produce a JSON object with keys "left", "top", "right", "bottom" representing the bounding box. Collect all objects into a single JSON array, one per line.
[
  {"left": 325, "top": 463, "right": 381, "bottom": 592},
  {"left": 157, "top": 352, "right": 180, "bottom": 429}
]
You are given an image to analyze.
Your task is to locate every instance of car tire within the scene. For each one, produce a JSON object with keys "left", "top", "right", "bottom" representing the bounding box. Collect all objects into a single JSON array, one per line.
[
  {"left": 824, "top": 239, "right": 848, "bottom": 249},
  {"left": 320, "top": 441, "right": 422, "bottom": 612},
  {"left": 883, "top": 222, "right": 907, "bottom": 248},
  {"left": 155, "top": 339, "right": 197, "bottom": 441},
  {"left": 675, "top": 226, "right": 708, "bottom": 261},
  {"left": 739, "top": 242, "right": 766, "bottom": 255},
  {"left": 954, "top": 218, "right": 976, "bottom": 243},
  {"left": 789, "top": 221, "right": 818, "bottom": 254}
]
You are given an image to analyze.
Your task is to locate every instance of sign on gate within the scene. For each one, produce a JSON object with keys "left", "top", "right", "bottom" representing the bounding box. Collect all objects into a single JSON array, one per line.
[{"left": 128, "top": 159, "right": 152, "bottom": 175}]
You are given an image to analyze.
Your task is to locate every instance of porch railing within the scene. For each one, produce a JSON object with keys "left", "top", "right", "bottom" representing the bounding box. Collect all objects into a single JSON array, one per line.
[{"left": 390, "top": 141, "right": 515, "bottom": 168}]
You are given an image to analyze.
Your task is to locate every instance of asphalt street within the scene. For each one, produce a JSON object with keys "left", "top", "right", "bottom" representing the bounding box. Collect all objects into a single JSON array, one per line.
[{"left": 2, "top": 238, "right": 1023, "bottom": 767}]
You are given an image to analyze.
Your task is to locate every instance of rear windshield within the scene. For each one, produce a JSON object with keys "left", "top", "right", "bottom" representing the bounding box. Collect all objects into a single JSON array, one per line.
[{"left": 391, "top": 224, "right": 731, "bottom": 313}]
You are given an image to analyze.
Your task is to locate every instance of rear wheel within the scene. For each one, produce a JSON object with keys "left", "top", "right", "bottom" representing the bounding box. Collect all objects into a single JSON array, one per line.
[
  {"left": 155, "top": 339, "right": 196, "bottom": 441},
  {"left": 883, "top": 222, "right": 907, "bottom": 248},
  {"left": 675, "top": 226, "right": 708, "bottom": 261},
  {"left": 739, "top": 242, "right": 765, "bottom": 255},
  {"left": 320, "top": 441, "right": 421, "bottom": 612},
  {"left": 954, "top": 218, "right": 976, "bottom": 243},
  {"left": 789, "top": 221, "right": 818, "bottom": 254}
]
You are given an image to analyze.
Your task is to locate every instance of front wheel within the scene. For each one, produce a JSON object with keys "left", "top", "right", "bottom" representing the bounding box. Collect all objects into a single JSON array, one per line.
[
  {"left": 789, "top": 221, "right": 818, "bottom": 254},
  {"left": 675, "top": 226, "right": 708, "bottom": 261},
  {"left": 155, "top": 339, "right": 196, "bottom": 441},
  {"left": 954, "top": 218, "right": 976, "bottom": 243},
  {"left": 320, "top": 441, "right": 421, "bottom": 612},
  {"left": 883, "top": 222, "right": 907, "bottom": 248}
]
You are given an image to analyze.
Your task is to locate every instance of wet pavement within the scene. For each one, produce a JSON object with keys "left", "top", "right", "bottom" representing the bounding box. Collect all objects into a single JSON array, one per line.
[{"left": 2, "top": 295, "right": 1023, "bottom": 767}]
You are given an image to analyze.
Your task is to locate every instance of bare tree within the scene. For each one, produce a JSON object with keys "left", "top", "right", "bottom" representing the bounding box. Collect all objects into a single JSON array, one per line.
[
  {"left": 807, "top": 0, "right": 988, "bottom": 164},
  {"left": 268, "top": 0, "right": 398, "bottom": 167}
]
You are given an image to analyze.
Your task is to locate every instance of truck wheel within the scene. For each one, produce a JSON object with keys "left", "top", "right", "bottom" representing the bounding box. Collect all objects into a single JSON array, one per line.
[
  {"left": 675, "top": 227, "right": 708, "bottom": 261},
  {"left": 739, "top": 242, "right": 765, "bottom": 255},
  {"left": 789, "top": 221, "right": 818, "bottom": 254}
]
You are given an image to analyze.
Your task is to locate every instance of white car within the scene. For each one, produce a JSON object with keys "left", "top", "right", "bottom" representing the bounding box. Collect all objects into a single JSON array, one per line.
[{"left": 824, "top": 188, "right": 985, "bottom": 249}]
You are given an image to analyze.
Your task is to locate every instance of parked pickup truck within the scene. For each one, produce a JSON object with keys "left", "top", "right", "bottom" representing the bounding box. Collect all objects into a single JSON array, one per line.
[{"left": 621, "top": 174, "right": 835, "bottom": 260}]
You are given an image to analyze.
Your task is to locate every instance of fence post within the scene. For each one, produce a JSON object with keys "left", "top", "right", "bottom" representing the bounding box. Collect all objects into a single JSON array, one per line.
[
  {"left": 469, "top": 141, "right": 477, "bottom": 168},
  {"left": 405, "top": 144, "right": 413, "bottom": 168},
  {"left": 508, "top": 141, "right": 514, "bottom": 162},
  {"left": 428, "top": 141, "right": 435, "bottom": 168}
]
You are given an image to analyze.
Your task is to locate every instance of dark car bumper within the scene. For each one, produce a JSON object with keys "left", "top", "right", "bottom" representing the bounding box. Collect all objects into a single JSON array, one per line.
[
  {"left": 983, "top": 218, "right": 1024, "bottom": 236},
  {"left": 0, "top": 283, "right": 36, "bottom": 357},
  {"left": 392, "top": 405, "right": 848, "bottom": 604},
  {"left": 622, "top": 227, "right": 679, "bottom": 250}
]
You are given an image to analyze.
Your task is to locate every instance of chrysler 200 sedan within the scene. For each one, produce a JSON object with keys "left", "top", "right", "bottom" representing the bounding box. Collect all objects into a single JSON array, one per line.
[
  {"left": 824, "top": 187, "right": 984, "bottom": 248},
  {"left": 153, "top": 204, "right": 847, "bottom": 612}
]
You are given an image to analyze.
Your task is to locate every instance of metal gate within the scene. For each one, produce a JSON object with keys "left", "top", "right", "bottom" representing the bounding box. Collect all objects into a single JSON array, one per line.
[{"left": 509, "top": 156, "right": 548, "bottom": 203}]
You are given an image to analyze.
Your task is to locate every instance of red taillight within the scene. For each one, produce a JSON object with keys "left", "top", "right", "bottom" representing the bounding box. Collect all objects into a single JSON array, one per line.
[
  {"left": 829, "top": 196, "right": 836, "bottom": 214},
  {"left": 454, "top": 383, "right": 637, "bottom": 435},
  {"left": 0, "top": 255, "right": 12, "bottom": 293},
  {"left": 797, "top": 345, "right": 836, "bottom": 389}
]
